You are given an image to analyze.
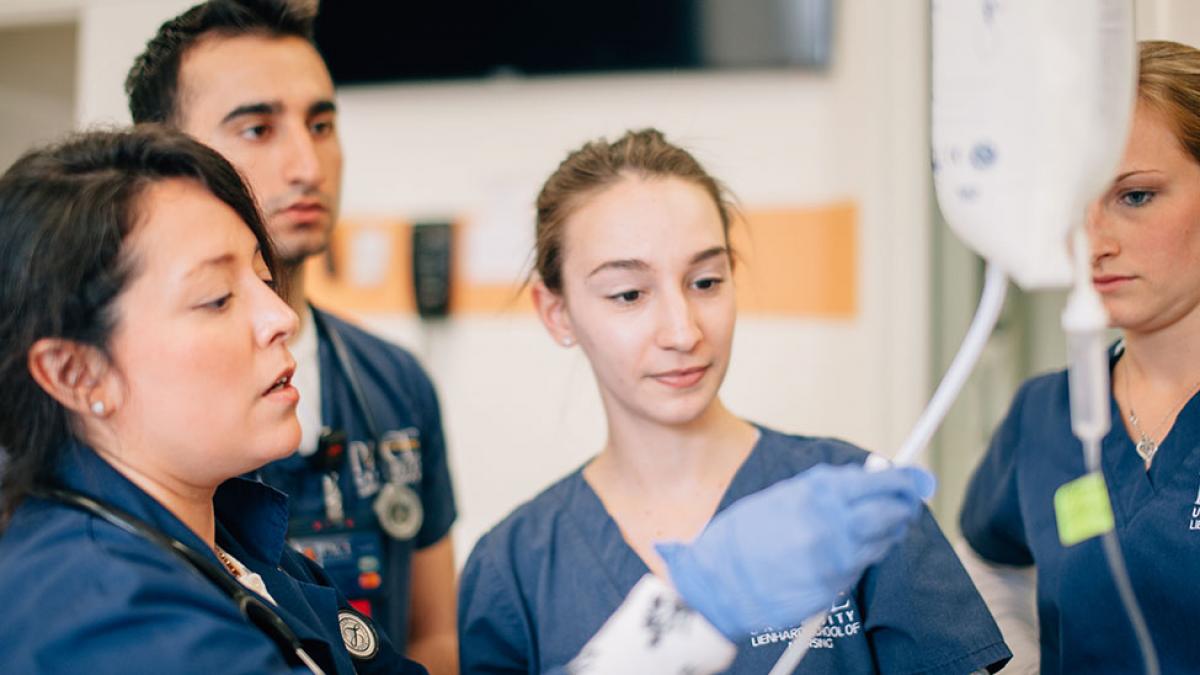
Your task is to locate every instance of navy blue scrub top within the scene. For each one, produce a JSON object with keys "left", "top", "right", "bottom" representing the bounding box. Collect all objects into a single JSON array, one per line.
[
  {"left": 460, "top": 425, "right": 1011, "bottom": 674},
  {"left": 0, "top": 441, "right": 426, "bottom": 675},
  {"left": 258, "top": 307, "right": 457, "bottom": 649},
  {"left": 961, "top": 347, "right": 1200, "bottom": 673}
]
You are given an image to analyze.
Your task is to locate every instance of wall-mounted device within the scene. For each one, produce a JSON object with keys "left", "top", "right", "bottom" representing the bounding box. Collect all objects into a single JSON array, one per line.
[{"left": 411, "top": 221, "right": 453, "bottom": 318}]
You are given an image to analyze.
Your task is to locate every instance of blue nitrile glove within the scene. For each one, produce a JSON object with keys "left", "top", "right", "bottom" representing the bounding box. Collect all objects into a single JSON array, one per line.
[{"left": 656, "top": 463, "right": 935, "bottom": 640}]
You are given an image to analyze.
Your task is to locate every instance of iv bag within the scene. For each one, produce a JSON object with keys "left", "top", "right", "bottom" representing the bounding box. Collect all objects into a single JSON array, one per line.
[{"left": 931, "top": 0, "right": 1137, "bottom": 290}]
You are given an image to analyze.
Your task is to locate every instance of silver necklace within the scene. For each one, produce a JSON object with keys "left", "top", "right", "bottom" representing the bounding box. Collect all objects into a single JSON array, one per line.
[
  {"left": 1126, "top": 408, "right": 1160, "bottom": 467},
  {"left": 1122, "top": 358, "right": 1200, "bottom": 469}
]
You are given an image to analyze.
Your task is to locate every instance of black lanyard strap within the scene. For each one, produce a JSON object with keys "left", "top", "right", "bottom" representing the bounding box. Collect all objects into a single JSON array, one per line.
[{"left": 311, "top": 307, "right": 382, "bottom": 443}]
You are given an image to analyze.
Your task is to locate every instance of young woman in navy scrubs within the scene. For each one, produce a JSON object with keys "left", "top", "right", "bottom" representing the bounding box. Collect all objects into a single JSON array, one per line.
[
  {"left": 960, "top": 40, "right": 1200, "bottom": 674},
  {"left": 0, "top": 127, "right": 425, "bottom": 675},
  {"left": 459, "top": 129, "right": 1011, "bottom": 674}
]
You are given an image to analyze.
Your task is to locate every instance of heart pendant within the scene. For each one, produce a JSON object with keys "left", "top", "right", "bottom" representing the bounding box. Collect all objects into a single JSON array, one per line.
[{"left": 1136, "top": 438, "right": 1158, "bottom": 463}]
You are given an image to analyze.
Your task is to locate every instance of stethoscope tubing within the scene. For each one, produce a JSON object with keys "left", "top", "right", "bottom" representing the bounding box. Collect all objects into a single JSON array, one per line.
[{"left": 33, "top": 487, "right": 327, "bottom": 675}]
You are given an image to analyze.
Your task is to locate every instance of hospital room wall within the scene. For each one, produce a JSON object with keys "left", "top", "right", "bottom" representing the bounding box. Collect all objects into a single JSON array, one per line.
[{"left": 56, "top": 0, "right": 932, "bottom": 556}]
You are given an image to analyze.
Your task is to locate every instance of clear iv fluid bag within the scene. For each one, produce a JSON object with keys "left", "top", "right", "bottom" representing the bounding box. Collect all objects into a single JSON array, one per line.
[{"left": 931, "top": 0, "right": 1137, "bottom": 290}]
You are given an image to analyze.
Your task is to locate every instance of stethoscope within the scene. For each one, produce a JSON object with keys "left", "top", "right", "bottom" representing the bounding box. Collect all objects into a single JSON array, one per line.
[
  {"left": 33, "top": 487, "right": 328, "bottom": 675},
  {"left": 311, "top": 309, "right": 424, "bottom": 541}
]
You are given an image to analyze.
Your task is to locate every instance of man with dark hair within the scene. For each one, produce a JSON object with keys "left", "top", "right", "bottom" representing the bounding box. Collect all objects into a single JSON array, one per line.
[{"left": 126, "top": 3, "right": 459, "bottom": 672}]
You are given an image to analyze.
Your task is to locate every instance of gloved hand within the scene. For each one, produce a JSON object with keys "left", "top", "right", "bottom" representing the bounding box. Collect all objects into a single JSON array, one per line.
[{"left": 655, "top": 462, "right": 935, "bottom": 640}]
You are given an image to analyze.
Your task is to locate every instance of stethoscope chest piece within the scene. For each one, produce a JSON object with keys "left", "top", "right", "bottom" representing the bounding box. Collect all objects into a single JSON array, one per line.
[{"left": 373, "top": 482, "right": 423, "bottom": 540}]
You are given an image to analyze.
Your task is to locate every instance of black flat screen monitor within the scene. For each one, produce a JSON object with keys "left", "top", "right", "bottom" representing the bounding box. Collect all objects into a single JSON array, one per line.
[{"left": 314, "top": 0, "right": 835, "bottom": 84}]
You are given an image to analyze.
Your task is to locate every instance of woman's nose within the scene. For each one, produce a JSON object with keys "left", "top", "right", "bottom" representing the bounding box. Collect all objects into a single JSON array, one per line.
[
  {"left": 256, "top": 281, "right": 299, "bottom": 347},
  {"left": 1085, "top": 202, "right": 1119, "bottom": 264},
  {"left": 655, "top": 291, "right": 702, "bottom": 352}
]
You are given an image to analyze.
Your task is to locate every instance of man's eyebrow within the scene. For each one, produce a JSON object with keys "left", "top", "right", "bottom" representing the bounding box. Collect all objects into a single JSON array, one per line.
[
  {"left": 308, "top": 100, "right": 337, "bottom": 117},
  {"left": 220, "top": 102, "right": 281, "bottom": 125}
]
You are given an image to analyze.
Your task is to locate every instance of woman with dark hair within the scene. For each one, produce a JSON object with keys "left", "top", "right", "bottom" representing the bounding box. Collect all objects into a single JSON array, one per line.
[{"left": 0, "top": 126, "right": 425, "bottom": 674}]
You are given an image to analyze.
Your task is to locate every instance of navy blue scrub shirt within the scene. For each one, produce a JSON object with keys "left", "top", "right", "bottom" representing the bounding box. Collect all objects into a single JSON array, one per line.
[
  {"left": 961, "top": 345, "right": 1200, "bottom": 673},
  {"left": 0, "top": 440, "right": 426, "bottom": 675},
  {"left": 258, "top": 307, "right": 458, "bottom": 650},
  {"left": 460, "top": 425, "right": 1012, "bottom": 674}
]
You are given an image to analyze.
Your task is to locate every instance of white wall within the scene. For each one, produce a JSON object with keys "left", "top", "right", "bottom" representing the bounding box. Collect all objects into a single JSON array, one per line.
[
  {"left": 1137, "top": 0, "right": 1200, "bottom": 45},
  {"left": 74, "top": 0, "right": 194, "bottom": 128},
  {"left": 13, "top": 0, "right": 935, "bottom": 560},
  {"left": 0, "top": 0, "right": 193, "bottom": 129}
]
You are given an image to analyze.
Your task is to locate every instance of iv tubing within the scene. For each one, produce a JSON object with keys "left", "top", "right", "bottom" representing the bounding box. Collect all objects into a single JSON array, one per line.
[
  {"left": 1092, "top": 443, "right": 1159, "bottom": 675},
  {"left": 893, "top": 262, "right": 1008, "bottom": 466},
  {"left": 766, "top": 610, "right": 826, "bottom": 675},
  {"left": 769, "top": 262, "right": 1008, "bottom": 675},
  {"left": 1063, "top": 229, "right": 1159, "bottom": 675}
]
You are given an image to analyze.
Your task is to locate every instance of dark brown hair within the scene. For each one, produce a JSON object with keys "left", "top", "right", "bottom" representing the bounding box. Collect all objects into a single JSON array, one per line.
[
  {"left": 0, "top": 126, "right": 280, "bottom": 525},
  {"left": 533, "top": 128, "right": 736, "bottom": 293},
  {"left": 125, "top": 0, "right": 316, "bottom": 125}
]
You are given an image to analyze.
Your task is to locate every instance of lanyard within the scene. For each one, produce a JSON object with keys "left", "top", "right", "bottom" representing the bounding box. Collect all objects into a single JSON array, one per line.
[{"left": 311, "top": 307, "right": 381, "bottom": 443}]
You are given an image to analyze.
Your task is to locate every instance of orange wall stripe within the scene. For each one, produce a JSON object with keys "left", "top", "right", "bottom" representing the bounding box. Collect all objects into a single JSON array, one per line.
[
  {"left": 304, "top": 218, "right": 416, "bottom": 313},
  {"left": 306, "top": 202, "right": 857, "bottom": 318},
  {"left": 730, "top": 201, "right": 857, "bottom": 318}
]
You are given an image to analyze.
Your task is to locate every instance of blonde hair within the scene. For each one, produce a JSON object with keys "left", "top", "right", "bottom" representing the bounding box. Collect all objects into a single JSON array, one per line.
[{"left": 1138, "top": 40, "right": 1200, "bottom": 163}]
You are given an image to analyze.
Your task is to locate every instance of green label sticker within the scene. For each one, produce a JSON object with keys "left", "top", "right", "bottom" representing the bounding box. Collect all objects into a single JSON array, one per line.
[{"left": 1054, "top": 472, "right": 1115, "bottom": 547}]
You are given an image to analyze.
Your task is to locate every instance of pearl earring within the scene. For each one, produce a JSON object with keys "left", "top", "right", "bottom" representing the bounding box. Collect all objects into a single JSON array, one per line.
[
  {"left": 90, "top": 401, "right": 105, "bottom": 416},
  {"left": 561, "top": 337, "right": 574, "bottom": 347}
]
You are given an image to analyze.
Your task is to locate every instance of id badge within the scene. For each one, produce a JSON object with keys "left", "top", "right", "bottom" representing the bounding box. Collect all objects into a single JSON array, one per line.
[
  {"left": 374, "top": 428, "right": 425, "bottom": 540},
  {"left": 291, "top": 528, "right": 387, "bottom": 601}
]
